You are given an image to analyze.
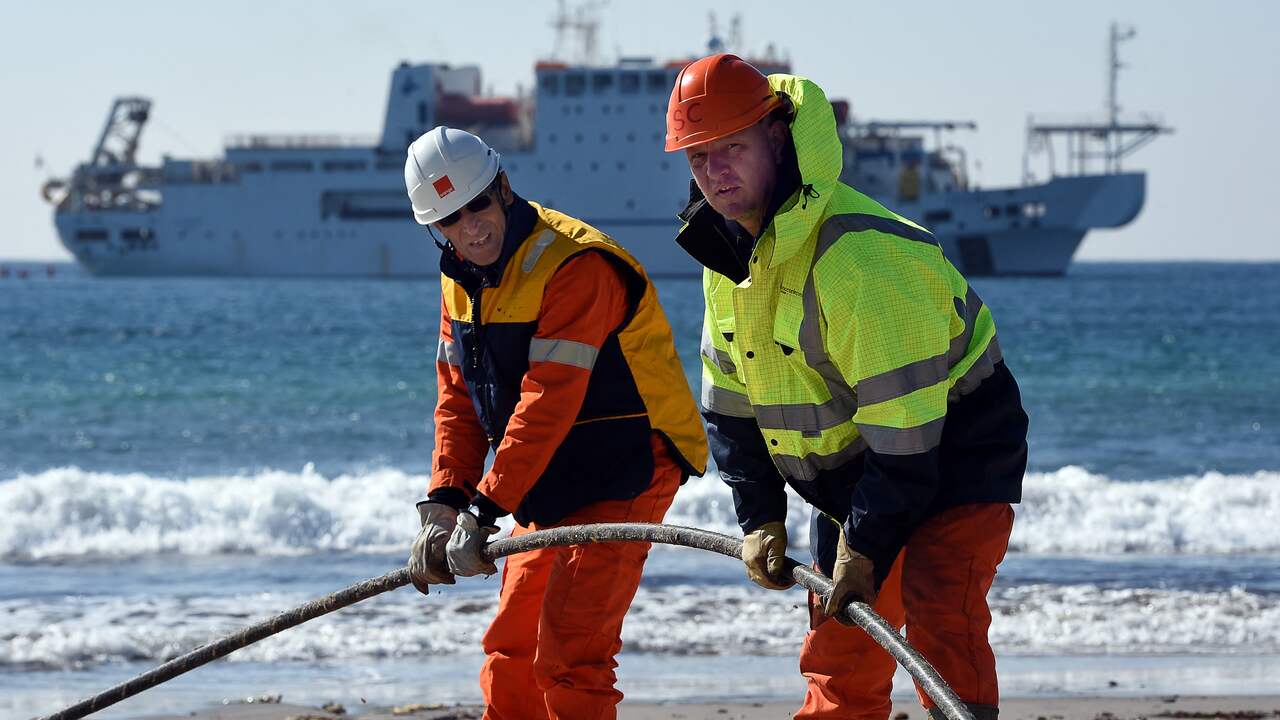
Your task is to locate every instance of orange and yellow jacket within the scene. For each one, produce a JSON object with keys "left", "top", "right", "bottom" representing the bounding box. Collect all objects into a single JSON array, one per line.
[{"left": 427, "top": 197, "right": 707, "bottom": 526}]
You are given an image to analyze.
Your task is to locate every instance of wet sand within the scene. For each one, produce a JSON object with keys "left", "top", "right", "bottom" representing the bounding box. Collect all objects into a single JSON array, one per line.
[{"left": 138, "top": 695, "right": 1280, "bottom": 720}]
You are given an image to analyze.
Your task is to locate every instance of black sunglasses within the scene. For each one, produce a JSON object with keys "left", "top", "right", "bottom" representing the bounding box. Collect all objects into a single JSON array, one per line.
[{"left": 437, "top": 187, "right": 497, "bottom": 228}]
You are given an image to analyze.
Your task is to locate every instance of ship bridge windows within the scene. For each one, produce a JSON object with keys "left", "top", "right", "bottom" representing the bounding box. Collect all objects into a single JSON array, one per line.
[
  {"left": 321, "top": 190, "right": 409, "bottom": 221},
  {"left": 270, "top": 160, "right": 314, "bottom": 172},
  {"left": 620, "top": 72, "right": 640, "bottom": 94},
  {"left": 74, "top": 229, "right": 108, "bottom": 242},
  {"left": 646, "top": 70, "right": 669, "bottom": 93},
  {"left": 322, "top": 160, "right": 368, "bottom": 172},
  {"left": 239, "top": 161, "right": 263, "bottom": 173},
  {"left": 121, "top": 227, "right": 157, "bottom": 250},
  {"left": 540, "top": 74, "right": 560, "bottom": 96},
  {"left": 592, "top": 72, "right": 614, "bottom": 94},
  {"left": 564, "top": 72, "right": 586, "bottom": 97}
]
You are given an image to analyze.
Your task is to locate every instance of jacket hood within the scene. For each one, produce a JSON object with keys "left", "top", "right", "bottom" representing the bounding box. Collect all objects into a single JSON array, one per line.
[{"left": 764, "top": 73, "right": 842, "bottom": 268}]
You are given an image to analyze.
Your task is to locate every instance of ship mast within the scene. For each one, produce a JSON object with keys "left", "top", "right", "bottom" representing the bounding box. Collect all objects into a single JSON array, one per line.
[
  {"left": 1106, "top": 21, "right": 1135, "bottom": 129},
  {"left": 1023, "top": 22, "right": 1172, "bottom": 181},
  {"left": 550, "top": 0, "right": 606, "bottom": 65}
]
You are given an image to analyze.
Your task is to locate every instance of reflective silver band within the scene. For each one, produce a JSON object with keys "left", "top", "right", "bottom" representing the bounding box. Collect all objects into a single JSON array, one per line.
[
  {"left": 856, "top": 353, "right": 949, "bottom": 407},
  {"left": 702, "top": 382, "right": 754, "bottom": 418},
  {"left": 753, "top": 393, "right": 857, "bottom": 434},
  {"left": 951, "top": 336, "right": 1002, "bottom": 398},
  {"left": 528, "top": 337, "right": 598, "bottom": 370},
  {"left": 701, "top": 324, "right": 737, "bottom": 375},
  {"left": 856, "top": 416, "right": 946, "bottom": 455},
  {"left": 817, "top": 212, "right": 939, "bottom": 249},
  {"left": 437, "top": 339, "right": 462, "bottom": 367},
  {"left": 948, "top": 286, "right": 985, "bottom": 366},
  {"left": 771, "top": 436, "right": 868, "bottom": 482},
  {"left": 521, "top": 230, "right": 556, "bottom": 273}
]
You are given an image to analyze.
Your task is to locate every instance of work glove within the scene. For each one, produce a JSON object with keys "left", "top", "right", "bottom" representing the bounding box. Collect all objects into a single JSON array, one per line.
[
  {"left": 821, "top": 525, "right": 877, "bottom": 624},
  {"left": 408, "top": 502, "right": 459, "bottom": 595},
  {"left": 445, "top": 509, "right": 499, "bottom": 577},
  {"left": 741, "top": 520, "right": 794, "bottom": 590}
]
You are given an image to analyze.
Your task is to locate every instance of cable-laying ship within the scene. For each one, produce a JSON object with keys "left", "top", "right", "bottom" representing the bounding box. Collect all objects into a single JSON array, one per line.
[{"left": 44, "top": 17, "right": 1169, "bottom": 277}]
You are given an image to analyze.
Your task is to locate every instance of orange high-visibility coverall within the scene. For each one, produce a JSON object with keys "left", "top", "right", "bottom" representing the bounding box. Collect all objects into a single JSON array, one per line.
[
  {"left": 432, "top": 251, "right": 684, "bottom": 720},
  {"left": 798, "top": 503, "right": 1014, "bottom": 720}
]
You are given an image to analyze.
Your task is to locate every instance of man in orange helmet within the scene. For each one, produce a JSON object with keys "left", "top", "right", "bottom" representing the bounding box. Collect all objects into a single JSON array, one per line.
[
  {"left": 403, "top": 126, "right": 708, "bottom": 719},
  {"left": 666, "top": 55, "right": 1029, "bottom": 720}
]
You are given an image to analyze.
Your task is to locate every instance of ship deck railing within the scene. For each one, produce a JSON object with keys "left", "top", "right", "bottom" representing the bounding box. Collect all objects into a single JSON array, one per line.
[{"left": 225, "top": 134, "right": 380, "bottom": 150}]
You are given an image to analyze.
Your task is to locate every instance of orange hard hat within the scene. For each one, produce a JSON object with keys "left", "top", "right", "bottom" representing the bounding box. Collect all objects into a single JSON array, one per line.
[{"left": 664, "top": 53, "right": 782, "bottom": 152}]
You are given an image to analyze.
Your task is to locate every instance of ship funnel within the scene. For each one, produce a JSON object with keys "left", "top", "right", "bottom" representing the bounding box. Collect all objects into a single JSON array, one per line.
[
  {"left": 380, "top": 64, "right": 439, "bottom": 153},
  {"left": 380, "top": 63, "right": 488, "bottom": 154}
]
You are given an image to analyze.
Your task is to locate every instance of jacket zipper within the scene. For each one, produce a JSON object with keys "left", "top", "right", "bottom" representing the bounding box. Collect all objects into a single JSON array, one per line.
[{"left": 466, "top": 279, "right": 497, "bottom": 446}]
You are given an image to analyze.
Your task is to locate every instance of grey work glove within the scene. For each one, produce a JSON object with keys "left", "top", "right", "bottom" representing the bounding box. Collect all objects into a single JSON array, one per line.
[
  {"left": 445, "top": 509, "right": 499, "bottom": 577},
  {"left": 822, "top": 525, "right": 877, "bottom": 624},
  {"left": 408, "top": 502, "right": 459, "bottom": 595},
  {"left": 741, "top": 520, "right": 794, "bottom": 590}
]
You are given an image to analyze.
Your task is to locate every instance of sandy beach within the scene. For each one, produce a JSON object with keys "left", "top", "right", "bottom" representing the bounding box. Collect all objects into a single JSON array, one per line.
[{"left": 131, "top": 695, "right": 1280, "bottom": 720}]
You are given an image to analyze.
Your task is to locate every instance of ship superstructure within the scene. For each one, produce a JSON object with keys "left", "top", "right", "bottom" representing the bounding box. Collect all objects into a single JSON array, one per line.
[{"left": 46, "top": 20, "right": 1169, "bottom": 277}]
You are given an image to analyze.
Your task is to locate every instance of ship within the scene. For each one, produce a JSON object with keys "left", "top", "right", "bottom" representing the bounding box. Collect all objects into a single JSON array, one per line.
[{"left": 44, "top": 17, "right": 1170, "bottom": 277}]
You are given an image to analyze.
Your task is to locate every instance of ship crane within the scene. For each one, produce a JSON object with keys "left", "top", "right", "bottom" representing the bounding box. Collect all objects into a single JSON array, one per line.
[{"left": 42, "top": 97, "right": 158, "bottom": 211}]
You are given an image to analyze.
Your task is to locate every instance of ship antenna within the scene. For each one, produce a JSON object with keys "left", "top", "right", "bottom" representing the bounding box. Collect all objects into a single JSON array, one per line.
[
  {"left": 1107, "top": 21, "right": 1136, "bottom": 129},
  {"left": 549, "top": 0, "right": 606, "bottom": 64},
  {"left": 707, "top": 12, "right": 724, "bottom": 54}
]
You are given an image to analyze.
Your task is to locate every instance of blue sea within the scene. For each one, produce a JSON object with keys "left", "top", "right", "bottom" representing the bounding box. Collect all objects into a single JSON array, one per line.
[{"left": 2, "top": 262, "right": 1279, "bottom": 718}]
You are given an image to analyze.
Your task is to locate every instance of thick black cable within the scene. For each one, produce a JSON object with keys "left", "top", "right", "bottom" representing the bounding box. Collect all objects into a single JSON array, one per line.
[{"left": 39, "top": 523, "right": 973, "bottom": 720}]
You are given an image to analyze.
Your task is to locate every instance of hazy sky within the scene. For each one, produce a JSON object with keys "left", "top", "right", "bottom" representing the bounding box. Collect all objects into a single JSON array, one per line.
[{"left": 2, "top": 1, "right": 1276, "bottom": 261}]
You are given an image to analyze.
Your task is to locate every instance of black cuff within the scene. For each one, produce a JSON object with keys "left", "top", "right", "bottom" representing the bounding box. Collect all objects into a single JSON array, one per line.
[
  {"left": 425, "top": 487, "right": 471, "bottom": 511},
  {"left": 470, "top": 493, "right": 509, "bottom": 527}
]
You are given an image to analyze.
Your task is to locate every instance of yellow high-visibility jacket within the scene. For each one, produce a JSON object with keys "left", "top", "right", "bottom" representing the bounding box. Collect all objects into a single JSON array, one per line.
[{"left": 675, "top": 73, "right": 1027, "bottom": 578}]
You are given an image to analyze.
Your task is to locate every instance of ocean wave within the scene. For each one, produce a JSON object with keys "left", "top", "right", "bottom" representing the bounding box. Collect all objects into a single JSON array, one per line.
[
  {"left": 3, "top": 581, "right": 1277, "bottom": 671},
  {"left": 1011, "top": 466, "right": 1280, "bottom": 554},
  {"left": 2, "top": 466, "right": 1279, "bottom": 560}
]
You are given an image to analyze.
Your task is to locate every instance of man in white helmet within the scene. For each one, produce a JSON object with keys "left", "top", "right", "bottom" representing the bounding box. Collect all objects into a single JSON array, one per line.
[{"left": 404, "top": 126, "right": 707, "bottom": 720}]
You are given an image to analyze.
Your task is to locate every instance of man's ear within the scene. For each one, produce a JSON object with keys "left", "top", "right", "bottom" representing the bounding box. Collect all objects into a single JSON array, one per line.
[
  {"left": 767, "top": 119, "right": 789, "bottom": 165},
  {"left": 497, "top": 171, "right": 514, "bottom": 204}
]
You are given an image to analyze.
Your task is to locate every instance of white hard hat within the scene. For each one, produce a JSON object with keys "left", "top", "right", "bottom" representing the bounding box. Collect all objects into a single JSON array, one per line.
[{"left": 404, "top": 126, "right": 501, "bottom": 225}]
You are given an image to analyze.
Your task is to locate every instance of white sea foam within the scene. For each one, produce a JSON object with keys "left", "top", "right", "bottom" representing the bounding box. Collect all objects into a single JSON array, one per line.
[
  {"left": 3, "top": 466, "right": 1279, "bottom": 559},
  {"left": 3, "top": 581, "right": 1277, "bottom": 671},
  {"left": 1011, "top": 466, "right": 1280, "bottom": 554}
]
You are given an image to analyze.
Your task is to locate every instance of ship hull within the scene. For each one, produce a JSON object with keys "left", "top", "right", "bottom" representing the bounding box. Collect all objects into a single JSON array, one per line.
[{"left": 55, "top": 171, "right": 1144, "bottom": 279}]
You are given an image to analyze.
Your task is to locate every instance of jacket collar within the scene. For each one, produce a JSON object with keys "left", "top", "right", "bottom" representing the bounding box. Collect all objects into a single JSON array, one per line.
[
  {"left": 439, "top": 194, "right": 537, "bottom": 293},
  {"left": 674, "top": 158, "right": 800, "bottom": 284}
]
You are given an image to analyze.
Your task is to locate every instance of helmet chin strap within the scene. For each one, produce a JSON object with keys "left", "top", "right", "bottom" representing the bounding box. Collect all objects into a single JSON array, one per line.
[{"left": 426, "top": 224, "right": 452, "bottom": 254}]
